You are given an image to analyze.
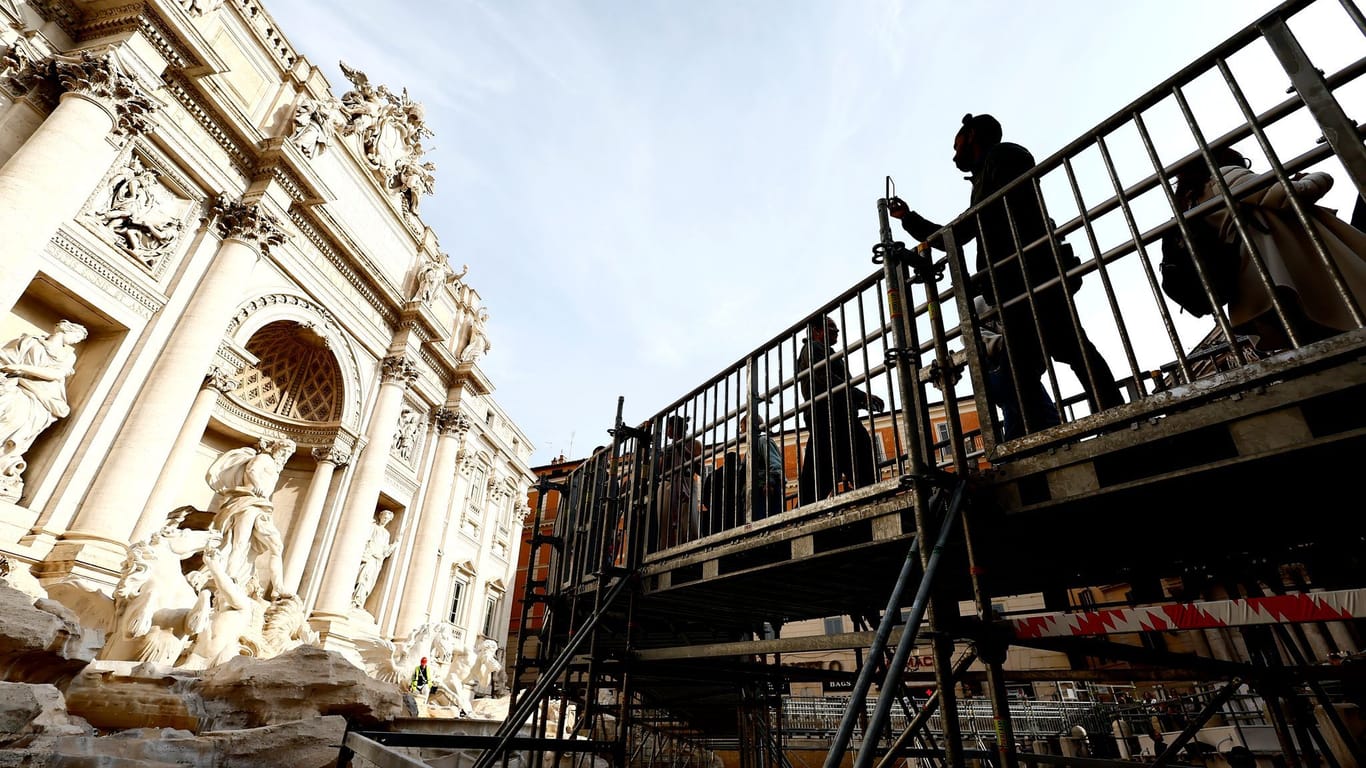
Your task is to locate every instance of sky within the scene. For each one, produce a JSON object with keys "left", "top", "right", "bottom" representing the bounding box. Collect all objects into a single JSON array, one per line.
[{"left": 261, "top": 0, "right": 1357, "bottom": 466}]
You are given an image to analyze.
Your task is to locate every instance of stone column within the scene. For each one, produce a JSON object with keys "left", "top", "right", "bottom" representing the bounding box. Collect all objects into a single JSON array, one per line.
[
  {"left": 281, "top": 446, "right": 350, "bottom": 594},
  {"left": 312, "top": 356, "right": 417, "bottom": 620},
  {"left": 128, "top": 367, "right": 239, "bottom": 541},
  {"left": 393, "top": 409, "right": 469, "bottom": 637},
  {"left": 0, "top": 49, "right": 157, "bottom": 313},
  {"left": 65, "top": 197, "right": 285, "bottom": 547}
]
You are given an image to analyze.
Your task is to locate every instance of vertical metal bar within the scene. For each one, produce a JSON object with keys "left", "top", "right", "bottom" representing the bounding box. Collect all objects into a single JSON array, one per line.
[
  {"left": 822, "top": 531, "right": 925, "bottom": 768},
  {"left": 1261, "top": 15, "right": 1366, "bottom": 195},
  {"left": 1128, "top": 112, "right": 1207, "bottom": 383},
  {"left": 996, "top": 195, "right": 1067, "bottom": 425},
  {"left": 1216, "top": 56, "right": 1366, "bottom": 329},
  {"left": 745, "top": 354, "right": 759, "bottom": 525},
  {"left": 874, "top": 198, "right": 965, "bottom": 768},
  {"left": 1337, "top": 0, "right": 1366, "bottom": 34},
  {"left": 852, "top": 488, "right": 966, "bottom": 768},
  {"left": 939, "top": 229, "right": 1019, "bottom": 768},
  {"left": 1090, "top": 133, "right": 1158, "bottom": 389}
]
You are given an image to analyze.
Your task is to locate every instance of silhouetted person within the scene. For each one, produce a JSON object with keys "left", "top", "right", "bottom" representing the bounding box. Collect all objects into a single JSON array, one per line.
[
  {"left": 654, "top": 415, "right": 702, "bottom": 549},
  {"left": 1174, "top": 146, "right": 1366, "bottom": 350},
  {"left": 889, "top": 113, "right": 1124, "bottom": 434},
  {"left": 797, "top": 316, "right": 884, "bottom": 504},
  {"left": 739, "top": 414, "right": 785, "bottom": 520}
]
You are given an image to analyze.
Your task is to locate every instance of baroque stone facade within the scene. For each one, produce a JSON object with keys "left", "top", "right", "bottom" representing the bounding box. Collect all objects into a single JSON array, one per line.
[{"left": 0, "top": 0, "right": 533, "bottom": 680}]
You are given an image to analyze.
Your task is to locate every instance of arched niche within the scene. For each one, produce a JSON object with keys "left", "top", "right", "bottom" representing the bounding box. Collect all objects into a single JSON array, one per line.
[{"left": 218, "top": 293, "right": 365, "bottom": 443}]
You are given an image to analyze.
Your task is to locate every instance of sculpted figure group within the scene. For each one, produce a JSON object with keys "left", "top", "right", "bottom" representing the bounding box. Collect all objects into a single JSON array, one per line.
[{"left": 51, "top": 435, "right": 316, "bottom": 669}]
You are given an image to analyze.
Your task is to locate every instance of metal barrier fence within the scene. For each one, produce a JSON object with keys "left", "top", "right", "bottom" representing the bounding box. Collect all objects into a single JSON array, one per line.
[
  {"left": 547, "top": 0, "right": 1365, "bottom": 584},
  {"left": 781, "top": 690, "right": 1271, "bottom": 747}
]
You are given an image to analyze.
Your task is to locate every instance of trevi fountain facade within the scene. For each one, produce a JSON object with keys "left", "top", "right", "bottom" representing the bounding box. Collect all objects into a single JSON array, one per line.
[{"left": 0, "top": 0, "right": 537, "bottom": 763}]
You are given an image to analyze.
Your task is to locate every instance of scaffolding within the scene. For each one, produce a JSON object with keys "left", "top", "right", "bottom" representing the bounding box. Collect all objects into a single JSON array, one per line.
[{"left": 338, "top": 0, "right": 1366, "bottom": 765}]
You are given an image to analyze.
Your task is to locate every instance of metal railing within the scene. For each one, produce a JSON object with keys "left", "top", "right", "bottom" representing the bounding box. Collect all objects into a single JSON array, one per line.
[
  {"left": 780, "top": 690, "right": 1272, "bottom": 747},
  {"left": 546, "top": 0, "right": 1365, "bottom": 581}
]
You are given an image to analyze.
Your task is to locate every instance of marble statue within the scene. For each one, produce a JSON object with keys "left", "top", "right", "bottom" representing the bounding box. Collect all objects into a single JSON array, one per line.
[
  {"left": 337, "top": 62, "right": 434, "bottom": 188},
  {"left": 393, "top": 156, "right": 436, "bottom": 214},
  {"left": 91, "top": 156, "right": 182, "bottom": 267},
  {"left": 0, "top": 320, "right": 88, "bottom": 503},
  {"left": 354, "top": 621, "right": 474, "bottom": 715},
  {"left": 57, "top": 434, "right": 319, "bottom": 668},
  {"left": 181, "top": 543, "right": 256, "bottom": 669},
  {"left": 412, "top": 258, "right": 467, "bottom": 304},
  {"left": 459, "top": 308, "right": 491, "bottom": 364},
  {"left": 196, "top": 436, "right": 295, "bottom": 600},
  {"left": 289, "top": 96, "right": 342, "bottom": 159},
  {"left": 100, "top": 508, "right": 216, "bottom": 665},
  {"left": 467, "top": 638, "right": 502, "bottom": 694},
  {"left": 350, "top": 510, "right": 397, "bottom": 609},
  {"left": 391, "top": 408, "right": 422, "bottom": 462}
]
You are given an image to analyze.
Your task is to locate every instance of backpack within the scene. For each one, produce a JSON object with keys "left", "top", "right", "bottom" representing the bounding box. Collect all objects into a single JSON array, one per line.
[{"left": 1159, "top": 215, "right": 1242, "bottom": 317}]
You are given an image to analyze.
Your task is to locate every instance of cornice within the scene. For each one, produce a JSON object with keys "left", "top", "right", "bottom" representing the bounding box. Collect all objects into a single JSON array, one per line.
[
  {"left": 33, "top": 0, "right": 226, "bottom": 76},
  {"left": 286, "top": 208, "right": 400, "bottom": 330},
  {"left": 257, "top": 135, "right": 332, "bottom": 207},
  {"left": 454, "top": 361, "right": 493, "bottom": 397},
  {"left": 162, "top": 72, "right": 253, "bottom": 175}
]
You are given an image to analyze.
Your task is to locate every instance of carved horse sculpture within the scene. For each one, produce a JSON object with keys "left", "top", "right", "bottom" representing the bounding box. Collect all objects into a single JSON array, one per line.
[{"left": 96, "top": 522, "right": 216, "bottom": 665}]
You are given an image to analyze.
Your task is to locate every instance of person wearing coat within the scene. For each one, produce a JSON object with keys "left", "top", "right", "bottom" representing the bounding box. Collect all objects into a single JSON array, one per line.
[{"left": 1177, "top": 147, "right": 1366, "bottom": 351}]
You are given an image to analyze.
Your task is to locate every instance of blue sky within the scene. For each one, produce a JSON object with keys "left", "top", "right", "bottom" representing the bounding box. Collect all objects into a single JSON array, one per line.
[{"left": 264, "top": 0, "right": 1353, "bottom": 465}]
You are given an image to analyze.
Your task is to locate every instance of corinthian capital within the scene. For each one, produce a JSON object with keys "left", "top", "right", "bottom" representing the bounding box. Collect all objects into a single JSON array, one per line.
[
  {"left": 211, "top": 195, "right": 287, "bottom": 254},
  {"left": 203, "top": 365, "right": 239, "bottom": 393},
  {"left": 380, "top": 355, "right": 419, "bottom": 385},
  {"left": 14, "top": 50, "right": 160, "bottom": 137},
  {"left": 433, "top": 408, "right": 472, "bottom": 436},
  {"left": 312, "top": 446, "right": 351, "bottom": 467}
]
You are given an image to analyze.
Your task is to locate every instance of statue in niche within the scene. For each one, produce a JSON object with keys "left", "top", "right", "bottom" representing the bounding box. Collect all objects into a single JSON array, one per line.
[
  {"left": 0, "top": 320, "right": 88, "bottom": 503},
  {"left": 459, "top": 308, "right": 491, "bottom": 364},
  {"left": 289, "top": 96, "right": 342, "bottom": 159},
  {"left": 90, "top": 156, "right": 183, "bottom": 268},
  {"left": 193, "top": 436, "right": 296, "bottom": 600},
  {"left": 351, "top": 509, "right": 397, "bottom": 610}
]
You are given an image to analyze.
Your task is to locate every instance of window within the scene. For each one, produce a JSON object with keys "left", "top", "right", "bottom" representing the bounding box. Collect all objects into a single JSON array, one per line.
[
  {"left": 470, "top": 467, "right": 487, "bottom": 508},
  {"left": 823, "top": 617, "right": 845, "bottom": 635},
  {"left": 933, "top": 422, "right": 951, "bottom": 462},
  {"left": 482, "top": 594, "right": 500, "bottom": 638},
  {"left": 448, "top": 578, "right": 467, "bottom": 624}
]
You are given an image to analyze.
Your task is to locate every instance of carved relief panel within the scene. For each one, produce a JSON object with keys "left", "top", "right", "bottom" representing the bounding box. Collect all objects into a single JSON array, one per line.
[{"left": 81, "top": 151, "right": 195, "bottom": 273}]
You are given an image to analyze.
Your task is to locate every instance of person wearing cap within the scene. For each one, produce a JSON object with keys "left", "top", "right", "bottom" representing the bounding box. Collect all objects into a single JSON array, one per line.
[
  {"left": 888, "top": 113, "right": 1123, "bottom": 437},
  {"left": 410, "top": 656, "right": 433, "bottom": 696}
]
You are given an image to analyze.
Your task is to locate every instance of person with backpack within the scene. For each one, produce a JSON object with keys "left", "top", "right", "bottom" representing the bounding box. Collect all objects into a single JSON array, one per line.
[
  {"left": 888, "top": 113, "right": 1124, "bottom": 437},
  {"left": 1170, "top": 146, "right": 1366, "bottom": 351}
]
